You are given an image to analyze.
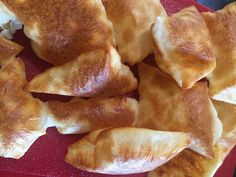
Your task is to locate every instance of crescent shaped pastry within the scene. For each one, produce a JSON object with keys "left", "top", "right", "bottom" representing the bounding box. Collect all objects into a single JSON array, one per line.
[{"left": 65, "top": 127, "right": 190, "bottom": 174}]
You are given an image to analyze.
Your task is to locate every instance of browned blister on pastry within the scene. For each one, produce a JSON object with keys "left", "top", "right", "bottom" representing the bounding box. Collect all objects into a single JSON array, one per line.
[
  {"left": 202, "top": 2, "right": 236, "bottom": 104},
  {"left": 65, "top": 127, "right": 190, "bottom": 174},
  {"left": 137, "top": 63, "right": 222, "bottom": 158},
  {"left": 103, "top": 0, "right": 166, "bottom": 65},
  {"left": 0, "top": 35, "right": 22, "bottom": 65},
  {"left": 27, "top": 46, "right": 137, "bottom": 97},
  {"left": 0, "top": 0, "right": 114, "bottom": 65},
  {"left": 152, "top": 6, "right": 215, "bottom": 89},
  {"left": 0, "top": 58, "right": 47, "bottom": 159},
  {"left": 148, "top": 100, "right": 236, "bottom": 177},
  {"left": 47, "top": 96, "right": 138, "bottom": 134}
]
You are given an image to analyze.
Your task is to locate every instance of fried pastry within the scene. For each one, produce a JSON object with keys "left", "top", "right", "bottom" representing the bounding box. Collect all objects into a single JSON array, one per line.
[
  {"left": 152, "top": 6, "right": 215, "bottom": 89},
  {"left": 148, "top": 100, "right": 236, "bottom": 177},
  {"left": 0, "top": 35, "right": 22, "bottom": 66},
  {"left": 47, "top": 96, "right": 138, "bottom": 134},
  {"left": 27, "top": 46, "right": 137, "bottom": 97},
  {"left": 137, "top": 63, "right": 222, "bottom": 158},
  {"left": 65, "top": 128, "right": 190, "bottom": 174},
  {"left": 202, "top": 2, "right": 236, "bottom": 104},
  {"left": 103, "top": 0, "right": 166, "bottom": 65},
  {"left": 0, "top": 58, "right": 47, "bottom": 159},
  {"left": 0, "top": 57, "right": 138, "bottom": 158},
  {"left": 0, "top": 0, "right": 114, "bottom": 65}
]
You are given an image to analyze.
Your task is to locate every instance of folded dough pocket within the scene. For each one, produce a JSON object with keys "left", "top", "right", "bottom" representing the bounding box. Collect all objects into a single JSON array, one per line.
[
  {"left": 137, "top": 63, "right": 222, "bottom": 158},
  {"left": 152, "top": 6, "right": 216, "bottom": 89},
  {"left": 103, "top": 0, "right": 166, "bottom": 65},
  {"left": 46, "top": 96, "right": 138, "bottom": 134},
  {"left": 65, "top": 127, "right": 190, "bottom": 175},
  {"left": 27, "top": 46, "right": 138, "bottom": 97},
  {"left": 0, "top": 0, "right": 114, "bottom": 65},
  {"left": 202, "top": 2, "right": 236, "bottom": 104}
]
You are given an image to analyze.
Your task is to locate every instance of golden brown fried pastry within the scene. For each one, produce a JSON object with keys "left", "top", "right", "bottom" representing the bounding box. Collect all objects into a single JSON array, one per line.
[
  {"left": 0, "top": 0, "right": 114, "bottom": 65},
  {"left": 65, "top": 127, "right": 190, "bottom": 174},
  {"left": 137, "top": 63, "right": 222, "bottom": 158},
  {"left": 0, "top": 35, "right": 22, "bottom": 66},
  {"left": 152, "top": 6, "right": 215, "bottom": 89},
  {"left": 47, "top": 96, "right": 138, "bottom": 134},
  {"left": 103, "top": 0, "right": 166, "bottom": 65},
  {"left": 27, "top": 46, "right": 137, "bottom": 97},
  {"left": 202, "top": 2, "right": 236, "bottom": 104},
  {"left": 0, "top": 58, "right": 47, "bottom": 159},
  {"left": 148, "top": 100, "right": 236, "bottom": 177}
]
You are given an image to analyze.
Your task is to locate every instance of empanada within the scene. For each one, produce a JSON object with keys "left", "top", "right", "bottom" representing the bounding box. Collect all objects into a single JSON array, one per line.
[
  {"left": 137, "top": 63, "right": 222, "bottom": 158},
  {"left": 148, "top": 100, "right": 236, "bottom": 177},
  {"left": 27, "top": 46, "right": 137, "bottom": 97},
  {"left": 0, "top": 58, "right": 47, "bottom": 159},
  {"left": 0, "top": 0, "right": 114, "bottom": 65},
  {"left": 0, "top": 35, "right": 22, "bottom": 66},
  {"left": 152, "top": 6, "right": 215, "bottom": 89},
  {"left": 202, "top": 2, "right": 236, "bottom": 104},
  {"left": 65, "top": 128, "right": 190, "bottom": 174},
  {"left": 103, "top": 0, "right": 166, "bottom": 65},
  {"left": 47, "top": 96, "right": 138, "bottom": 134}
]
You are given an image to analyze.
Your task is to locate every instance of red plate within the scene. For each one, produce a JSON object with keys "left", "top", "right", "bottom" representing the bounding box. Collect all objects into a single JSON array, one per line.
[{"left": 0, "top": 0, "right": 235, "bottom": 176}]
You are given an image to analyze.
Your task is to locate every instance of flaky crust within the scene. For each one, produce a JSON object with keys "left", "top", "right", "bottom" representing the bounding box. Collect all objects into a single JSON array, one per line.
[
  {"left": 27, "top": 46, "right": 137, "bottom": 97},
  {"left": 152, "top": 6, "right": 215, "bottom": 89},
  {"left": 65, "top": 127, "right": 190, "bottom": 174},
  {"left": 0, "top": 35, "right": 22, "bottom": 66},
  {"left": 137, "top": 63, "right": 222, "bottom": 158},
  {"left": 0, "top": 58, "right": 47, "bottom": 159},
  {"left": 47, "top": 96, "right": 138, "bottom": 134},
  {"left": 1, "top": 0, "right": 114, "bottom": 65},
  {"left": 202, "top": 2, "right": 236, "bottom": 104},
  {"left": 103, "top": 0, "right": 166, "bottom": 65}
]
